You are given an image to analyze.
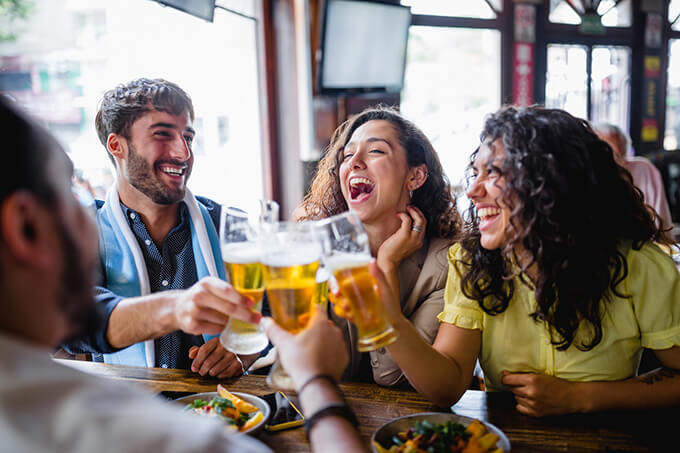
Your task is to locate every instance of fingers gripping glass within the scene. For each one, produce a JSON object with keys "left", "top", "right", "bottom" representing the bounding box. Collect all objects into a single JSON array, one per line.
[
  {"left": 219, "top": 207, "right": 269, "bottom": 355},
  {"left": 317, "top": 211, "right": 399, "bottom": 352}
]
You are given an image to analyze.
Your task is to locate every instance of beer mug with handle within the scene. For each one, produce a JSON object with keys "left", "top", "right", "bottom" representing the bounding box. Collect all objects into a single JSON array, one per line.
[
  {"left": 219, "top": 207, "right": 269, "bottom": 355},
  {"left": 317, "top": 211, "right": 399, "bottom": 352},
  {"left": 259, "top": 220, "right": 323, "bottom": 389}
]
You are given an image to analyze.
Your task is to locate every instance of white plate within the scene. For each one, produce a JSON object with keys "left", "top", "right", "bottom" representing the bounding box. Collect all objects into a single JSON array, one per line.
[
  {"left": 175, "top": 391, "right": 270, "bottom": 435},
  {"left": 372, "top": 412, "right": 511, "bottom": 452}
]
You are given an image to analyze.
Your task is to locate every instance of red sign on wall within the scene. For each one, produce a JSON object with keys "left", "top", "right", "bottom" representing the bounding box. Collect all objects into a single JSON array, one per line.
[{"left": 513, "top": 42, "right": 534, "bottom": 107}]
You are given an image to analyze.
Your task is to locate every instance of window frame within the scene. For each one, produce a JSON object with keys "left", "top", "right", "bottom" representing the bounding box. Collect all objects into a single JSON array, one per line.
[
  {"left": 535, "top": 0, "right": 643, "bottom": 151},
  {"left": 408, "top": 0, "right": 513, "bottom": 105},
  {"left": 666, "top": 1, "right": 680, "bottom": 152}
]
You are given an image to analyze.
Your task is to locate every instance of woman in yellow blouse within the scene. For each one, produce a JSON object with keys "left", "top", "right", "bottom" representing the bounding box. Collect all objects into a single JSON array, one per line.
[{"left": 368, "top": 106, "right": 680, "bottom": 416}]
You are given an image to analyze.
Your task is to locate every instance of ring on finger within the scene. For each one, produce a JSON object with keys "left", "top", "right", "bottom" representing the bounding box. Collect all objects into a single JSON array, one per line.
[{"left": 411, "top": 224, "right": 423, "bottom": 233}]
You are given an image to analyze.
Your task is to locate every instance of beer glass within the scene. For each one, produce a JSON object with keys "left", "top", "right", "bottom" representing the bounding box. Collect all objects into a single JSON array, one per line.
[
  {"left": 317, "top": 211, "right": 399, "bottom": 352},
  {"left": 260, "top": 221, "right": 322, "bottom": 389},
  {"left": 219, "top": 208, "right": 269, "bottom": 355}
]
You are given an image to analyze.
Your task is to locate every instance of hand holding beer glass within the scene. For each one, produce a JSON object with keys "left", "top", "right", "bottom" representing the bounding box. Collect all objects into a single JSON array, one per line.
[
  {"left": 317, "top": 211, "right": 399, "bottom": 351},
  {"left": 259, "top": 221, "right": 322, "bottom": 389},
  {"left": 219, "top": 208, "right": 269, "bottom": 355}
]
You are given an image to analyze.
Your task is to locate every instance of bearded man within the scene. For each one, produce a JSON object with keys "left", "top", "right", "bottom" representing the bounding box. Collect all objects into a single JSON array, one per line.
[{"left": 63, "top": 78, "right": 260, "bottom": 376}]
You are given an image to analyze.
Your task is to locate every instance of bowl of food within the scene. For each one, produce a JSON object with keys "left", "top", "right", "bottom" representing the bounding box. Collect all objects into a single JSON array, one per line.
[
  {"left": 175, "top": 384, "right": 270, "bottom": 435},
  {"left": 371, "top": 412, "right": 510, "bottom": 453}
]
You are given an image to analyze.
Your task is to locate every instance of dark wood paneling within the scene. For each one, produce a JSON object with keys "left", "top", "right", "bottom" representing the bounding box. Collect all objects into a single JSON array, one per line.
[{"left": 260, "top": 0, "right": 281, "bottom": 202}]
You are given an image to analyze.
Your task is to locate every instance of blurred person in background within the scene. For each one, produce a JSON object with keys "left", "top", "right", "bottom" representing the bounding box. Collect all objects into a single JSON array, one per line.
[
  {"left": 297, "top": 106, "right": 461, "bottom": 386},
  {"left": 594, "top": 123, "right": 673, "bottom": 232},
  {"left": 72, "top": 169, "right": 96, "bottom": 208},
  {"left": 366, "top": 106, "right": 680, "bottom": 416},
  {"left": 62, "top": 78, "right": 260, "bottom": 378}
]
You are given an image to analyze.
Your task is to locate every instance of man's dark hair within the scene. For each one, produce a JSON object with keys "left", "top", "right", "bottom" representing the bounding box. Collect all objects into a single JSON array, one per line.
[
  {"left": 95, "top": 78, "right": 195, "bottom": 165},
  {"left": 0, "top": 97, "right": 58, "bottom": 207}
]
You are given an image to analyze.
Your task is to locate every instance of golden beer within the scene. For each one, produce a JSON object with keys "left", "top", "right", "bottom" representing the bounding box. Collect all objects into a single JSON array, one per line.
[
  {"left": 220, "top": 243, "right": 268, "bottom": 354},
  {"left": 328, "top": 254, "right": 398, "bottom": 351},
  {"left": 223, "top": 263, "right": 264, "bottom": 335},
  {"left": 262, "top": 244, "right": 320, "bottom": 333}
]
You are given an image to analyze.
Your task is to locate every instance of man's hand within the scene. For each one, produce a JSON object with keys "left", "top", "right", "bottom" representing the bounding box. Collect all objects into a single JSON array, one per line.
[
  {"left": 501, "top": 371, "right": 583, "bottom": 416},
  {"left": 188, "top": 337, "right": 244, "bottom": 378},
  {"left": 174, "top": 276, "right": 260, "bottom": 335},
  {"left": 261, "top": 305, "right": 348, "bottom": 389}
]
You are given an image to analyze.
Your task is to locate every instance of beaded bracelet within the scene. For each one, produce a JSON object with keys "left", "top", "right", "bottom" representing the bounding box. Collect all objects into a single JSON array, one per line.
[
  {"left": 304, "top": 403, "right": 359, "bottom": 434},
  {"left": 296, "top": 373, "right": 336, "bottom": 396}
]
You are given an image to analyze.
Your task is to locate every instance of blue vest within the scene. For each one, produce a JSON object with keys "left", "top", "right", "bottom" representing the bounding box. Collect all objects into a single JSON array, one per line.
[{"left": 97, "top": 188, "right": 225, "bottom": 367}]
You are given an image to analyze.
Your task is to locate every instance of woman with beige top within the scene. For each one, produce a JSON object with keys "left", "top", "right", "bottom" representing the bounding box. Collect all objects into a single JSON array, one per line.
[{"left": 296, "top": 106, "right": 461, "bottom": 386}]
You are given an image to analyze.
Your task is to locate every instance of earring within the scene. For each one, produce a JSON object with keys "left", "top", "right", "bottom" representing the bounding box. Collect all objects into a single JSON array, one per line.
[{"left": 409, "top": 190, "right": 413, "bottom": 199}]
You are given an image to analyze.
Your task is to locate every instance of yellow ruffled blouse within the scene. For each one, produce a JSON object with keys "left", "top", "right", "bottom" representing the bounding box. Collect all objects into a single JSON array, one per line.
[{"left": 438, "top": 242, "right": 680, "bottom": 392}]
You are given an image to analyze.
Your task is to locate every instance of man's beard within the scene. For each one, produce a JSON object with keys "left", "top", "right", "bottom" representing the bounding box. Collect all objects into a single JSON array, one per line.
[
  {"left": 127, "top": 142, "right": 188, "bottom": 205},
  {"left": 56, "top": 221, "right": 100, "bottom": 342}
]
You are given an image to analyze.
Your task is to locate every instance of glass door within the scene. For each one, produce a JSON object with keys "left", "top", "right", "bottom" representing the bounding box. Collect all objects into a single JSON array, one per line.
[{"left": 545, "top": 43, "right": 630, "bottom": 129}]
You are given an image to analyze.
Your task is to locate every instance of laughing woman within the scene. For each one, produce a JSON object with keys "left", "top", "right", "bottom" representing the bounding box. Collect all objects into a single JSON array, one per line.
[
  {"left": 297, "top": 106, "right": 461, "bottom": 386},
  {"left": 372, "top": 106, "right": 680, "bottom": 415}
]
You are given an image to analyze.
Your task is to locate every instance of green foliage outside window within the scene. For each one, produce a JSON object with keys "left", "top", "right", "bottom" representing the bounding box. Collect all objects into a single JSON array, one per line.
[{"left": 0, "top": 0, "right": 34, "bottom": 43}]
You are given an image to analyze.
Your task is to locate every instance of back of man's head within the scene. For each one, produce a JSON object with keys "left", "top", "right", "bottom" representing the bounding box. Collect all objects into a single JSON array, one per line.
[
  {"left": 95, "top": 78, "right": 194, "bottom": 164},
  {"left": 0, "top": 97, "right": 57, "bottom": 207}
]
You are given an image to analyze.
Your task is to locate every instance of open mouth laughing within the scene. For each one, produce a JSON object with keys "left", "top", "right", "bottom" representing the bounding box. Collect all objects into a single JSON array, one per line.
[
  {"left": 348, "top": 176, "right": 375, "bottom": 202},
  {"left": 158, "top": 164, "right": 187, "bottom": 179},
  {"left": 477, "top": 206, "right": 501, "bottom": 230}
]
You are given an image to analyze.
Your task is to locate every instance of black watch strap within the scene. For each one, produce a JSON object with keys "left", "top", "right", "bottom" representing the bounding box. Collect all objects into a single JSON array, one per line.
[{"left": 304, "top": 403, "right": 359, "bottom": 434}]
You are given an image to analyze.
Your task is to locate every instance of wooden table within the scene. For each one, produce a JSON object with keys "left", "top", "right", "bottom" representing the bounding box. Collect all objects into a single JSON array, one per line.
[{"left": 55, "top": 359, "right": 677, "bottom": 452}]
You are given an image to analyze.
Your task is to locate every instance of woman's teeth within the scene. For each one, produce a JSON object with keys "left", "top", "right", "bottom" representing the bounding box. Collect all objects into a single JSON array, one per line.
[
  {"left": 478, "top": 207, "right": 500, "bottom": 218},
  {"left": 349, "top": 178, "right": 374, "bottom": 200},
  {"left": 349, "top": 177, "right": 372, "bottom": 187}
]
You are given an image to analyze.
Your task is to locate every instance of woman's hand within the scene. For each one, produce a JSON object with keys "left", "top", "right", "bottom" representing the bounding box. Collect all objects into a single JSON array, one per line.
[
  {"left": 329, "top": 287, "right": 354, "bottom": 321},
  {"left": 377, "top": 206, "right": 426, "bottom": 273},
  {"left": 501, "top": 371, "right": 583, "bottom": 416},
  {"left": 330, "top": 260, "right": 404, "bottom": 325}
]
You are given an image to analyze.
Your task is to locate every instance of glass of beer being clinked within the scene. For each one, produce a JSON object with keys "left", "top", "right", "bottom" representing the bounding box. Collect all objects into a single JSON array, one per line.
[
  {"left": 317, "top": 211, "right": 399, "bottom": 352},
  {"left": 219, "top": 208, "right": 269, "bottom": 355},
  {"left": 259, "top": 221, "right": 323, "bottom": 389}
]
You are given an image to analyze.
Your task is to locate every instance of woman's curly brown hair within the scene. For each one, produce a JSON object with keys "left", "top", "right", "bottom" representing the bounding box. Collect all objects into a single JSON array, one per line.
[
  {"left": 459, "top": 105, "right": 672, "bottom": 351},
  {"left": 298, "top": 106, "right": 460, "bottom": 239}
]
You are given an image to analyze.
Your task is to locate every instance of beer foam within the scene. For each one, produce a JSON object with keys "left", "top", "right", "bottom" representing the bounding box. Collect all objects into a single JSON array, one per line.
[
  {"left": 324, "top": 252, "right": 371, "bottom": 271},
  {"left": 221, "top": 242, "right": 261, "bottom": 264},
  {"left": 262, "top": 243, "right": 322, "bottom": 267}
]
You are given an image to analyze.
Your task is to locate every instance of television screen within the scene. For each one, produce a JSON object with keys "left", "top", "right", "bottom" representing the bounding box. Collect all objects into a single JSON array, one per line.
[
  {"left": 319, "top": 0, "right": 411, "bottom": 93},
  {"left": 154, "top": 0, "right": 215, "bottom": 22}
]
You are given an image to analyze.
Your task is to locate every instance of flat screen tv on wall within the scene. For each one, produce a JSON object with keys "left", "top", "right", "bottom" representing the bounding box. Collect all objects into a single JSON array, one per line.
[
  {"left": 318, "top": 0, "right": 411, "bottom": 94},
  {"left": 154, "top": 0, "right": 216, "bottom": 22}
]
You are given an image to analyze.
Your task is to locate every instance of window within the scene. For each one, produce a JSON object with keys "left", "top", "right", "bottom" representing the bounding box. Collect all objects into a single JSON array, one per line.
[
  {"left": 400, "top": 0, "right": 501, "bottom": 19},
  {"left": 0, "top": 0, "right": 265, "bottom": 209},
  {"left": 549, "top": 0, "right": 632, "bottom": 28},
  {"left": 545, "top": 44, "right": 630, "bottom": 128},
  {"left": 665, "top": 40, "right": 680, "bottom": 150},
  {"left": 670, "top": 0, "right": 680, "bottom": 32},
  {"left": 590, "top": 46, "right": 630, "bottom": 127},
  {"left": 401, "top": 26, "right": 501, "bottom": 194},
  {"left": 546, "top": 44, "right": 588, "bottom": 119}
]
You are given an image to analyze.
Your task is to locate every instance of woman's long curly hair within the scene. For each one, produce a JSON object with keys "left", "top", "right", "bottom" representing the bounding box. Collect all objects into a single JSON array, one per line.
[
  {"left": 298, "top": 106, "right": 460, "bottom": 239},
  {"left": 459, "top": 106, "right": 671, "bottom": 351}
]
